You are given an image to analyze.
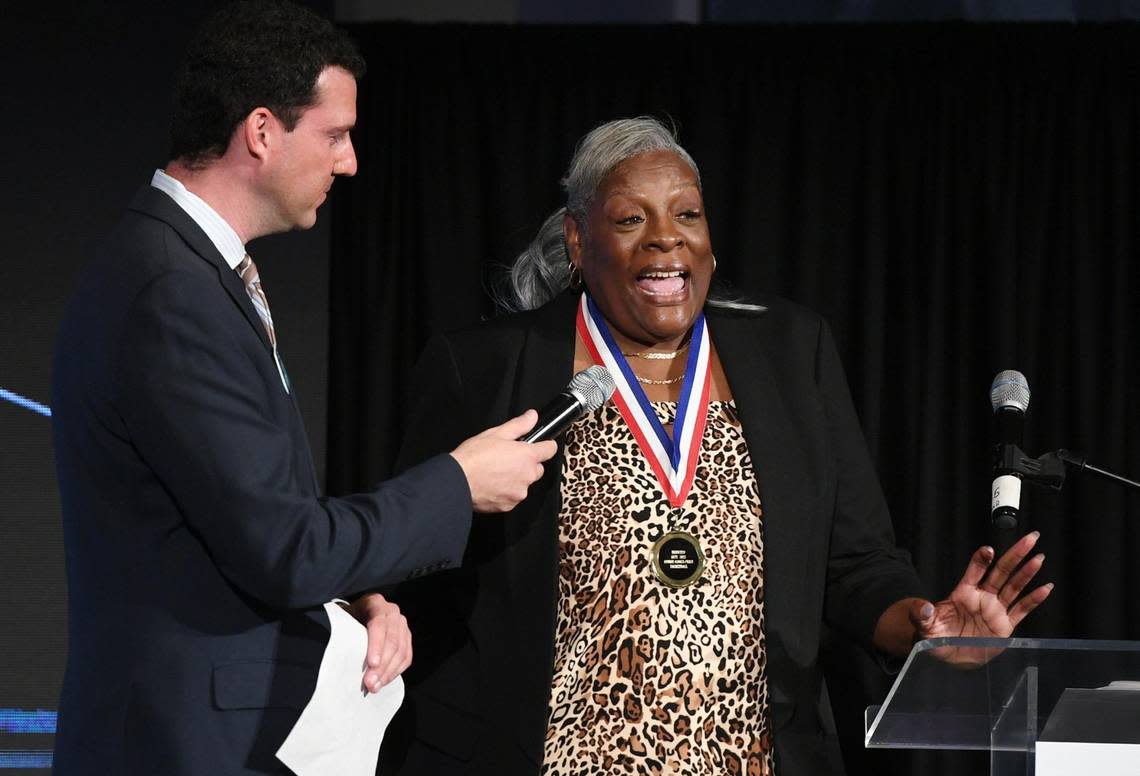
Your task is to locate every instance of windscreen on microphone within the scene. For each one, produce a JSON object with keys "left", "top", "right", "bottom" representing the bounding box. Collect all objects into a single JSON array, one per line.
[
  {"left": 519, "top": 366, "right": 616, "bottom": 443},
  {"left": 990, "top": 369, "right": 1030, "bottom": 446},
  {"left": 567, "top": 366, "right": 615, "bottom": 413},
  {"left": 990, "top": 369, "right": 1031, "bottom": 414}
]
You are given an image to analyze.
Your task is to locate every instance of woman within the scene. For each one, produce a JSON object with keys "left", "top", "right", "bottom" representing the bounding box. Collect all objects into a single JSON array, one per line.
[{"left": 380, "top": 117, "right": 1050, "bottom": 775}]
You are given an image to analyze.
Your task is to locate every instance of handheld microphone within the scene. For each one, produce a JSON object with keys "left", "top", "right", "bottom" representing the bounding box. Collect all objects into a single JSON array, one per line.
[
  {"left": 519, "top": 366, "right": 616, "bottom": 443},
  {"left": 990, "top": 369, "right": 1031, "bottom": 530}
]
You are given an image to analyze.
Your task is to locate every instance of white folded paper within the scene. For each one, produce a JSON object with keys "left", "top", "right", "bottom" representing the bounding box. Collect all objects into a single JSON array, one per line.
[{"left": 276, "top": 600, "right": 404, "bottom": 775}]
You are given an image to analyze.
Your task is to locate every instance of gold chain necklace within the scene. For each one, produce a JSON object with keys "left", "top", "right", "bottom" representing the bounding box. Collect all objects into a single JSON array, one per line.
[
  {"left": 622, "top": 341, "right": 690, "bottom": 360},
  {"left": 634, "top": 373, "right": 685, "bottom": 385}
]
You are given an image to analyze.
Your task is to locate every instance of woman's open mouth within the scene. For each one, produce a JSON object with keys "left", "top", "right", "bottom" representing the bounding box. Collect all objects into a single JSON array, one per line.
[{"left": 636, "top": 269, "right": 689, "bottom": 298}]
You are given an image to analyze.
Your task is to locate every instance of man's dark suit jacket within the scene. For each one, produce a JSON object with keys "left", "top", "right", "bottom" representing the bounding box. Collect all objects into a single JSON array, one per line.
[
  {"left": 382, "top": 291, "right": 925, "bottom": 776},
  {"left": 51, "top": 185, "right": 472, "bottom": 774}
]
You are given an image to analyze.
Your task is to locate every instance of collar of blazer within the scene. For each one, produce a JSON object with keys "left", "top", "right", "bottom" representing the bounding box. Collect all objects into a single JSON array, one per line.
[
  {"left": 703, "top": 302, "right": 812, "bottom": 656},
  {"left": 128, "top": 185, "right": 276, "bottom": 354}
]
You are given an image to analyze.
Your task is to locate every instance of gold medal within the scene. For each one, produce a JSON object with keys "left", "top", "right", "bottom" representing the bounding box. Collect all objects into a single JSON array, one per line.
[{"left": 651, "top": 531, "right": 705, "bottom": 588}]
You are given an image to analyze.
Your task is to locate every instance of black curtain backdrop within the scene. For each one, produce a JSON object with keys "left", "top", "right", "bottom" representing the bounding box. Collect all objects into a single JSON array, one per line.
[{"left": 328, "top": 23, "right": 1140, "bottom": 775}]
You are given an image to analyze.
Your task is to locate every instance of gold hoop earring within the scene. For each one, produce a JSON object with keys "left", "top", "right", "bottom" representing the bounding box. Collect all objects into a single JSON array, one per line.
[{"left": 568, "top": 262, "right": 583, "bottom": 290}]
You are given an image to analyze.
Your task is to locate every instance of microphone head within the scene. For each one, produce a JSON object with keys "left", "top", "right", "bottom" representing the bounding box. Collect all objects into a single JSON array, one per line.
[
  {"left": 990, "top": 369, "right": 1031, "bottom": 413},
  {"left": 567, "top": 365, "right": 616, "bottom": 412}
]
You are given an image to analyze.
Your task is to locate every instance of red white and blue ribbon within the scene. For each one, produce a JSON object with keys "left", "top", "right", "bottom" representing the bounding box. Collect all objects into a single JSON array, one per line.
[{"left": 576, "top": 293, "right": 711, "bottom": 508}]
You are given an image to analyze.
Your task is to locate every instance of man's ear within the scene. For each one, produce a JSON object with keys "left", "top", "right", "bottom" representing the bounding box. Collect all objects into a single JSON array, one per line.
[
  {"left": 240, "top": 107, "right": 275, "bottom": 161},
  {"left": 563, "top": 211, "right": 584, "bottom": 266}
]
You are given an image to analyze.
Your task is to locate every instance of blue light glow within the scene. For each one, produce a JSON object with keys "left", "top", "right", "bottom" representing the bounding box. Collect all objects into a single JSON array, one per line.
[
  {"left": 0, "top": 709, "right": 55, "bottom": 734},
  {"left": 0, "top": 751, "right": 52, "bottom": 769},
  {"left": 0, "top": 388, "right": 51, "bottom": 417},
  {"left": 0, "top": 711, "right": 55, "bottom": 769}
]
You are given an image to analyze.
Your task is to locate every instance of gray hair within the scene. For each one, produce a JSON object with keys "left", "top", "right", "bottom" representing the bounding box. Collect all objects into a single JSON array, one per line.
[
  {"left": 495, "top": 116, "right": 761, "bottom": 314},
  {"left": 563, "top": 117, "right": 701, "bottom": 223}
]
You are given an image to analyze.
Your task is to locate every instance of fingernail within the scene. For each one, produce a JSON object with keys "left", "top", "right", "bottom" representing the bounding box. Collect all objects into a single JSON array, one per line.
[
  {"left": 1030, "top": 531, "right": 1040, "bottom": 539},
  {"left": 921, "top": 603, "right": 934, "bottom": 620},
  {"left": 1036, "top": 553, "right": 1045, "bottom": 563}
]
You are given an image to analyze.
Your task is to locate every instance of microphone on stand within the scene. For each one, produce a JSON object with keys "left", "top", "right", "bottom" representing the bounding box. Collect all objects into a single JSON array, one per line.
[
  {"left": 983, "top": 371, "right": 1136, "bottom": 549},
  {"left": 990, "top": 369, "right": 1031, "bottom": 531},
  {"left": 519, "top": 366, "right": 615, "bottom": 443}
]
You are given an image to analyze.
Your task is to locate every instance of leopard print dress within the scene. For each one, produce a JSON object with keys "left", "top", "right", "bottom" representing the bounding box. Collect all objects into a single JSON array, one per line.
[{"left": 543, "top": 400, "right": 774, "bottom": 776}]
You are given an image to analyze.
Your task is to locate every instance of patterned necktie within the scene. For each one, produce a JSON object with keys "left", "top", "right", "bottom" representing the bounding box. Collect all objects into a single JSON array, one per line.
[{"left": 236, "top": 254, "right": 276, "bottom": 349}]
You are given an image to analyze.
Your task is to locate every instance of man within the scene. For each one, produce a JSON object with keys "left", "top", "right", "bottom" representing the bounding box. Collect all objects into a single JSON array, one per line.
[{"left": 50, "top": 2, "right": 555, "bottom": 773}]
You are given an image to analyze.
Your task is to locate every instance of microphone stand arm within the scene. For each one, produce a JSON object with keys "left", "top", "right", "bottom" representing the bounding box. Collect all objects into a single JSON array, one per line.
[
  {"left": 1052, "top": 449, "right": 1140, "bottom": 492},
  {"left": 1003, "top": 446, "right": 1140, "bottom": 493}
]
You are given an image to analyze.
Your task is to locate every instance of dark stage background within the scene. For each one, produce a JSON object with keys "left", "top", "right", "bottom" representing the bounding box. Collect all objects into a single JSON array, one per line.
[
  {"left": 1, "top": 5, "right": 1138, "bottom": 775},
  {"left": 328, "top": 22, "right": 1140, "bottom": 775}
]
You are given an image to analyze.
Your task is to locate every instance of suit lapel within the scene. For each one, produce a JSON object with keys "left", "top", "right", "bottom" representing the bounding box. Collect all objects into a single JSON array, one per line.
[
  {"left": 128, "top": 186, "right": 317, "bottom": 495},
  {"left": 128, "top": 186, "right": 274, "bottom": 354},
  {"left": 502, "top": 292, "right": 578, "bottom": 764},
  {"left": 706, "top": 309, "right": 812, "bottom": 646}
]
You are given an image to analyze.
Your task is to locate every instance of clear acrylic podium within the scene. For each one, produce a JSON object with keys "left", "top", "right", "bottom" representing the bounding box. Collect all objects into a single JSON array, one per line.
[{"left": 864, "top": 637, "right": 1140, "bottom": 775}]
